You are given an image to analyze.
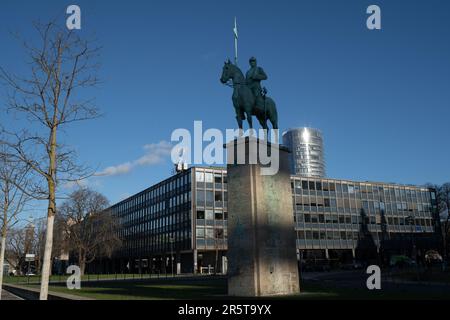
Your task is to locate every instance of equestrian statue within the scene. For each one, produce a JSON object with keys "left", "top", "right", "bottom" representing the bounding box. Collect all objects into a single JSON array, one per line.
[{"left": 220, "top": 57, "right": 278, "bottom": 130}]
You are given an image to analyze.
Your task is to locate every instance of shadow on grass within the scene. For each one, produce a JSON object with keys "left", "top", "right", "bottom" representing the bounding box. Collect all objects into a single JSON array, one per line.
[
  {"left": 39, "top": 278, "right": 228, "bottom": 300},
  {"left": 23, "top": 276, "right": 450, "bottom": 300}
]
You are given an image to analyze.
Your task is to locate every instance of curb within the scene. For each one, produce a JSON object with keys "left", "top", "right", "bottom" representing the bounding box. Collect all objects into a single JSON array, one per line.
[{"left": 3, "top": 283, "right": 94, "bottom": 300}]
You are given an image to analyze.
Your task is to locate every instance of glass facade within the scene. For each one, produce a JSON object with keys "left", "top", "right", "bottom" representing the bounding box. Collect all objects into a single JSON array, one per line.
[
  {"left": 108, "top": 166, "right": 438, "bottom": 272},
  {"left": 193, "top": 168, "right": 228, "bottom": 252},
  {"left": 291, "top": 176, "right": 438, "bottom": 252},
  {"left": 282, "top": 127, "right": 326, "bottom": 177},
  {"left": 109, "top": 171, "right": 192, "bottom": 258}
]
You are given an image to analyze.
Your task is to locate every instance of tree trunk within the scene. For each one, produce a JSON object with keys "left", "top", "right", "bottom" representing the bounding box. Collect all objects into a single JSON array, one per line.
[
  {"left": 0, "top": 233, "right": 7, "bottom": 300},
  {"left": 78, "top": 249, "right": 86, "bottom": 276},
  {"left": 39, "top": 122, "right": 57, "bottom": 300},
  {"left": 39, "top": 199, "right": 56, "bottom": 300}
]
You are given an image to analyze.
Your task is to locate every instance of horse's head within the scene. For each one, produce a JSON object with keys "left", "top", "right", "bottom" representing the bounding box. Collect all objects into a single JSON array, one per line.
[{"left": 220, "top": 59, "right": 234, "bottom": 84}]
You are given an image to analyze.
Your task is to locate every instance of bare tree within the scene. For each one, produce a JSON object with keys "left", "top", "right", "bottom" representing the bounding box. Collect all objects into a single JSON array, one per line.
[
  {"left": 437, "top": 183, "right": 450, "bottom": 261},
  {"left": 59, "top": 187, "right": 121, "bottom": 275},
  {"left": 5, "top": 227, "right": 27, "bottom": 276},
  {"left": 0, "top": 21, "right": 101, "bottom": 299},
  {"left": 0, "top": 154, "right": 30, "bottom": 299}
]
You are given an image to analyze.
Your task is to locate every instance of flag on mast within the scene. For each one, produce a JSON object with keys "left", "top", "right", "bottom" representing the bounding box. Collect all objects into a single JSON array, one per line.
[{"left": 233, "top": 17, "right": 238, "bottom": 65}]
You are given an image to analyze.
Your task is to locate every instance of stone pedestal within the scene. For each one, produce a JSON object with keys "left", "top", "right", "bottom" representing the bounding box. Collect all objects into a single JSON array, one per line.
[{"left": 225, "top": 137, "right": 300, "bottom": 297}]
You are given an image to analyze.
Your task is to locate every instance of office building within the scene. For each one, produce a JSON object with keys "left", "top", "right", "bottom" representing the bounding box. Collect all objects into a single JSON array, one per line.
[
  {"left": 94, "top": 166, "right": 439, "bottom": 274},
  {"left": 282, "top": 127, "right": 326, "bottom": 177}
]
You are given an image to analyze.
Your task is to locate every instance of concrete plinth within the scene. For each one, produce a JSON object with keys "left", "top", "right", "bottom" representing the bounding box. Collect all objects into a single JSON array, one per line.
[{"left": 225, "top": 136, "right": 300, "bottom": 297}]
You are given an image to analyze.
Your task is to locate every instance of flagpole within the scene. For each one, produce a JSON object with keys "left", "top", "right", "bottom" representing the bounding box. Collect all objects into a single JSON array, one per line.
[{"left": 233, "top": 17, "right": 238, "bottom": 66}]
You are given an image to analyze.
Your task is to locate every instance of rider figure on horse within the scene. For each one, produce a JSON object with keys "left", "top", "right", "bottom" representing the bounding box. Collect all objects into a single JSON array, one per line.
[{"left": 245, "top": 57, "right": 267, "bottom": 110}]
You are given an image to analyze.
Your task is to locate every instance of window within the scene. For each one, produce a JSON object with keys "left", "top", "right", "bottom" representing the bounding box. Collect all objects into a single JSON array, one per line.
[
  {"left": 309, "top": 181, "right": 315, "bottom": 190},
  {"left": 295, "top": 181, "right": 302, "bottom": 194},
  {"left": 196, "top": 171, "right": 204, "bottom": 182},
  {"left": 205, "top": 172, "right": 214, "bottom": 183},
  {"left": 215, "top": 228, "right": 224, "bottom": 239},
  {"left": 205, "top": 210, "right": 214, "bottom": 220},
  {"left": 215, "top": 211, "right": 223, "bottom": 220},
  {"left": 362, "top": 201, "right": 369, "bottom": 210},
  {"left": 205, "top": 191, "right": 214, "bottom": 207},
  {"left": 196, "top": 228, "right": 205, "bottom": 238},
  {"left": 205, "top": 228, "right": 214, "bottom": 238},
  {"left": 196, "top": 190, "right": 205, "bottom": 206},
  {"left": 330, "top": 199, "right": 337, "bottom": 207},
  {"left": 344, "top": 199, "right": 350, "bottom": 208},
  {"left": 196, "top": 210, "right": 205, "bottom": 219},
  {"left": 302, "top": 180, "right": 308, "bottom": 190}
]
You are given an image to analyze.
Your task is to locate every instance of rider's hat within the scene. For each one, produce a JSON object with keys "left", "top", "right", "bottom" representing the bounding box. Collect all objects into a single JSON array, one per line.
[{"left": 249, "top": 56, "right": 257, "bottom": 62}]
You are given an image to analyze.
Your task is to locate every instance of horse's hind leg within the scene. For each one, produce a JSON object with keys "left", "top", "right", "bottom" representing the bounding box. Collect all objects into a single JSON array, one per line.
[
  {"left": 270, "top": 118, "right": 278, "bottom": 130},
  {"left": 257, "top": 114, "right": 268, "bottom": 129},
  {"left": 269, "top": 118, "right": 279, "bottom": 143},
  {"left": 236, "top": 116, "right": 243, "bottom": 129},
  {"left": 245, "top": 111, "right": 253, "bottom": 130},
  {"left": 257, "top": 115, "right": 269, "bottom": 139}
]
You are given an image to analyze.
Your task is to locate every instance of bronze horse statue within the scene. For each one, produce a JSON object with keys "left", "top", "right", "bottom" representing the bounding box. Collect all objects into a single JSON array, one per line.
[{"left": 220, "top": 60, "right": 278, "bottom": 130}]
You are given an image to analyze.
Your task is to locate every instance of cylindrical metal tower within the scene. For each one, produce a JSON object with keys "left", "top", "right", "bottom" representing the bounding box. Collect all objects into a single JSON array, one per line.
[{"left": 282, "top": 127, "right": 326, "bottom": 177}]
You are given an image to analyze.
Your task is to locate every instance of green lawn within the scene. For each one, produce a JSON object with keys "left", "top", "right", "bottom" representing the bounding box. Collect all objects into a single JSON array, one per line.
[
  {"left": 24, "top": 278, "right": 227, "bottom": 300},
  {"left": 3, "top": 273, "right": 178, "bottom": 285},
  {"left": 298, "top": 282, "right": 450, "bottom": 300},
  {"left": 390, "top": 269, "right": 450, "bottom": 284},
  {"left": 17, "top": 277, "right": 450, "bottom": 300}
]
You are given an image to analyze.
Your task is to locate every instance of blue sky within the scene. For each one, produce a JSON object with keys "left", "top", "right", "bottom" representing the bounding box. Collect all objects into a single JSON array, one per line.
[{"left": 1, "top": 0, "right": 449, "bottom": 214}]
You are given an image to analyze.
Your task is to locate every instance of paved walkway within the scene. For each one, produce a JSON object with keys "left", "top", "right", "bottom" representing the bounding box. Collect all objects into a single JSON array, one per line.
[{"left": 1, "top": 289, "right": 23, "bottom": 300}]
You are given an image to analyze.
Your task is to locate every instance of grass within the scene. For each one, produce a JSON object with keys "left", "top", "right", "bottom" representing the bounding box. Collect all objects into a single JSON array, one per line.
[
  {"left": 23, "top": 278, "right": 227, "bottom": 300},
  {"left": 299, "top": 282, "right": 450, "bottom": 300},
  {"left": 390, "top": 269, "right": 450, "bottom": 284},
  {"left": 16, "top": 276, "right": 450, "bottom": 300},
  {"left": 3, "top": 273, "right": 181, "bottom": 285}
]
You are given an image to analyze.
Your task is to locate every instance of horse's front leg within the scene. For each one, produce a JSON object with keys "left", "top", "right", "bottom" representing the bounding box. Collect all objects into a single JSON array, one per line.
[
  {"left": 245, "top": 110, "right": 253, "bottom": 130},
  {"left": 232, "top": 99, "right": 243, "bottom": 131}
]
